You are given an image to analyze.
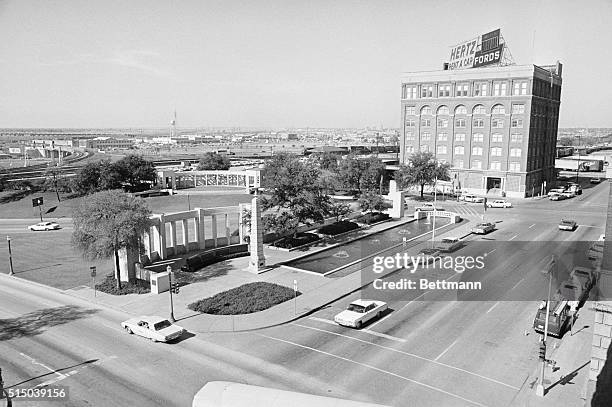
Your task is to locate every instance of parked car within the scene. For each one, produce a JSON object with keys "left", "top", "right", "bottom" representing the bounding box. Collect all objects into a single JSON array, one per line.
[
  {"left": 334, "top": 300, "right": 388, "bottom": 328},
  {"left": 560, "top": 191, "right": 575, "bottom": 199},
  {"left": 462, "top": 194, "right": 484, "bottom": 203},
  {"left": 28, "top": 221, "right": 60, "bottom": 231},
  {"left": 487, "top": 199, "right": 512, "bottom": 208},
  {"left": 590, "top": 178, "right": 602, "bottom": 184},
  {"left": 471, "top": 222, "right": 496, "bottom": 234},
  {"left": 415, "top": 203, "right": 444, "bottom": 212},
  {"left": 558, "top": 219, "right": 577, "bottom": 231},
  {"left": 549, "top": 193, "right": 566, "bottom": 201},
  {"left": 548, "top": 188, "right": 566, "bottom": 197},
  {"left": 121, "top": 316, "right": 185, "bottom": 342}
]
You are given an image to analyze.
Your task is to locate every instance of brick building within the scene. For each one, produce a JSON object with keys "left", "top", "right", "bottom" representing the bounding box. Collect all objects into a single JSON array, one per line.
[{"left": 400, "top": 62, "right": 562, "bottom": 198}]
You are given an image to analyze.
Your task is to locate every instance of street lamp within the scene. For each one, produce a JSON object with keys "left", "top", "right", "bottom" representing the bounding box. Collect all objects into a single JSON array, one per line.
[
  {"left": 167, "top": 265, "right": 176, "bottom": 322},
  {"left": 7, "top": 236, "right": 14, "bottom": 276},
  {"left": 536, "top": 255, "right": 555, "bottom": 397}
]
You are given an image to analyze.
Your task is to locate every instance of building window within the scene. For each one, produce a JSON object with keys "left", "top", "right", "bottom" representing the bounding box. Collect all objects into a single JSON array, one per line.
[
  {"left": 491, "top": 133, "right": 503, "bottom": 143},
  {"left": 473, "top": 105, "right": 486, "bottom": 115},
  {"left": 493, "top": 81, "right": 507, "bottom": 96},
  {"left": 454, "top": 146, "right": 465, "bottom": 155},
  {"left": 437, "top": 145, "right": 447, "bottom": 154},
  {"left": 509, "top": 162, "right": 521, "bottom": 172},
  {"left": 437, "top": 105, "right": 449, "bottom": 115},
  {"left": 492, "top": 104, "right": 505, "bottom": 115},
  {"left": 513, "top": 81, "right": 528, "bottom": 95},
  {"left": 455, "top": 118, "right": 466, "bottom": 128},
  {"left": 511, "top": 104, "right": 525, "bottom": 114},
  {"left": 405, "top": 119, "right": 416, "bottom": 127},
  {"left": 472, "top": 146, "right": 483, "bottom": 155},
  {"left": 472, "top": 160, "right": 482, "bottom": 169},
  {"left": 421, "top": 132, "right": 431, "bottom": 141},
  {"left": 421, "top": 118, "right": 432, "bottom": 127},
  {"left": 420, "top": 144, "right": 430, "bottom": 152},
  {"left": 472, "top": 133, "right": 484, "bottom": 143},
  {"left": 405, "top": 132, "right": 415, "bottom": 141},
  {"left": 510, "top": 133, "right": 523, "bottom": 143},
  {"left": 490, "top": 161, "right": 501, "bottom": 170},
  {"left": 405, "top": 106, "right": 416, "bottom": 115},
  {"left": 492, "top": 119, "right": 504, "bottom": 128},
  {"left": 473, "top": 119, "right": 485, "bottom": 128},
  {"left": 438, "top": 118, "right": 448, "bottom": 128},
  {"left": 456, "top": 83, "right": 469, "bottom": 97},
  {"left": 511, "top": 119, "right": 524, "bottom": 128},
  {"left": 438, "top": 85, "right": 451, "bottom": 97},
  {"left": 474, "top": 82, "right": 488, "bottom": 96},
  {"left": 454, "top": 133, "right": 465, "bottom": 142},
  {"left": 455, "top": 105, "right": 467, "bottom": 115},
  {"left": 421, "top": 105, "right": 432, "bottom": 115},
  {"left": 404, "top": 86, "right": 417, "bottom": 99},
  {"left": 438, "top": 133, "right": 448, "bottom": 141},
  {"left": 510, "top": 148, "right": 522, "bottom": 157},
  {"left": 490, "top": 147, "right": 502, "bottom": 156},
  {"left": 454, "top": 159, "right": 464, "bottom": 168},
  {"left": 421, "top": 85, "right": 434, "bottom": 98}
]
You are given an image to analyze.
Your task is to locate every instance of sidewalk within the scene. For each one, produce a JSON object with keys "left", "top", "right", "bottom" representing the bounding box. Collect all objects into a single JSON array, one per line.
[
  {"left": 60, "top": 215, "right": 475, "bottom": 333},
  {"left": 511, "top": 306, "right": 595, "bottom": 406}
]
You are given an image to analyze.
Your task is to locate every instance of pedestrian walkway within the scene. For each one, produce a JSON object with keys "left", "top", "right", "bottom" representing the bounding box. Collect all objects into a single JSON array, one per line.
[
  {"left": 59, "top": 214, "right": 475, "bottom": 333},
  {"left": 511, "top": 306, "right": 595, "bottom": 406}
]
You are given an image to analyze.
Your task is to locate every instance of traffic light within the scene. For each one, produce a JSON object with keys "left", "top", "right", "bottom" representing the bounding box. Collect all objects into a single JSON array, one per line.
[
  {"left": 539, "top": 343, "right": 547, "bottom": 361},
  {"left": 172, "top": 282, "right": 180, "bottom": 294}
]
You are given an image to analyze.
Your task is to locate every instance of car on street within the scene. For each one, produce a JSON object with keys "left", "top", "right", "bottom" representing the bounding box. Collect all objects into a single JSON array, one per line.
[
  {"left": 436, "top": 237, "right": 462, "bottom": 252},
  {"left": 548, "top": 193, "right": 566, "bottom": 201},
  {"left": 415, "top": 203, "right": 444, "bottom": 212},
  {"left": 28, "top": 221, "right": 60, "bottom": 231},
  {"left": 486, "top": 199, "right": 512, "bottom": 208},
  {"left": 471, "top": 222, "right": 496, "bottom": 234},
  {"left": 591, "top": 178, "right": 602, "bottom": 184},
  {"left": 461, "top": 194, "right": 484, "bottom": 203},
  {"left": 416, "top": 247, "right": 441, "bottom": 263},
  {"left": 121, "top": 316, "right": 185, "bottom": 342},
  {"left": 334, "top": 300, "right": 388, "bottom": 328},
  {"left": 558, "top": 219, "right": 577, "bottom": 231},
  {"left": 560, "top": 191, "right": 575, "bottom": 199}
]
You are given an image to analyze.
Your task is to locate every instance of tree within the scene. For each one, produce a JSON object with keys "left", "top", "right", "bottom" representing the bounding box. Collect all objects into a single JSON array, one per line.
[
  {"left": 261, "top": 153, "right": 332, "bottom": 237},
  {"left": 114, "top": 155, "right": 157, "bottom": 192},
  {"left": 71, "top": 161, "right": 102, "bottom": 195},
  {"left": 197, "top": 152, "right": 231, "bottom": 170},
  {"left": 329, "top": 201, "right": 352, "bottom": 222},
  {"left": 71, "top": 190, "right": 153, "bottom": 289},
  {"left": 395, "top": 152, "right": 450, "bottom": 198},
  {"left": 313, "top": 151, "right": 339, "bottom": 171},
  {"left": 334, "top": 155, "right": 385, "bottom": 196},
  {"left": 42, "top": 166, "right": 65, "bottom": 201},
  {"left": 358, "top": 191, "right": 386, "bottom": 213},
  {"left": 358, "top": 156, "right": 385, "bottom": 193}
]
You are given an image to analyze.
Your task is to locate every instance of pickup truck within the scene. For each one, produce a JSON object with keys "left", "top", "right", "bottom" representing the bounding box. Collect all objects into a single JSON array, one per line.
[
  {"left": 570, "top": 267, "right": 596, "bottom": 293},
  {"left": 436, "top": 237, "right": 462, "bottom": 252},
  {"left": 533, "top": 299, "right": 575, "bottom": 338}
]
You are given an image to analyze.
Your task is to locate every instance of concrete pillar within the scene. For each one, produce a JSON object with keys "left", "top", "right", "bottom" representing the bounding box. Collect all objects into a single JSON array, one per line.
[
  {"left": 169, "top": 221, "right": 177, "bottom": 248},
  {"left": 225, "top": 213, "right": 230, "bottom": 246},
  {"left": 118, "top": 246, "right": 138, "bottom": 282},
  {"left": 248, "top": 196, "right": 266, "bottom": 273},
  {"left": 152, "top": 216, "right": 167, "bottom": 260},
  {"left": 211, "top": 214, "right": 218, "bottom": 248},
  {"left": 142, "top": 228, "right": 151, "bottom": 259},
  {"left": 182, "top": 219, "right": 189, "bottom": 247},
  {"left": 197, "top": 209, "right": 206, "bottom": 249},
  {"left": 389, "top": 190, "right": 405, "bottom": 219}
]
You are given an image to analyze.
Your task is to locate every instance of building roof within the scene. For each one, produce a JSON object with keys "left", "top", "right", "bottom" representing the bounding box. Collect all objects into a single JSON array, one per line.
[{"left": 306, "top": 146, "right": 347, "bottom": 153}]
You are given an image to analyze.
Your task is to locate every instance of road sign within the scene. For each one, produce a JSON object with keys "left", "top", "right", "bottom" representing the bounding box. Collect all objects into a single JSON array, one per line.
[
  {"left": 32, "top": 197, "right": 43, "bottom": 207},
  {"left": 90, "top": 266, "right": 97, "bottom": 277},
  {"left": 293, "top": 279, "right": 298, "bottom": 292}
]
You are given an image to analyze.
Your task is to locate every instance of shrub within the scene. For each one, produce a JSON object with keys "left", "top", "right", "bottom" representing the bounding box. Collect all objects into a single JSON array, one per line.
[
  {"left": 181, "top": 244, "right": 249, "bottom": 272},
  {"left": 272, "top": 232, "right": 320, "bottom": 249},
  {"left": 188, "top": 282, "right": 301, "bottom": 315},
  {"left": 95, "top": 274, "right": 151, "bottom": 295},
  {"left": 318, "top": 220, "right": 359, "bottom": 236},
  {"left": 354, "top": 212, "right": 389, "bottom": 225}
]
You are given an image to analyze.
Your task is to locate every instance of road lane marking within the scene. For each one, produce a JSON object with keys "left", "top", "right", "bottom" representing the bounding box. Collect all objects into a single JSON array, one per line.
[
  {"left": 528, "top": 224, "right": 536, "bottom": 229},
  {"left": 20, "top": 352, "right": 66, "bottom": 381},
  {"left": 485, "top": 249, "right": 496, "bottom": 256},
  {"left": 486, "top": 302, "right": 500, "bottom": 314},
  {"left": 366, "top": 311, "right": 395, "bottom": 329},
  {"left": 398, "top": 273, "right": 459, "bottom": 313},
  {"left": 578, "top": 225, "right": 605, "bottom": 228},
  {"left": 289, "top": 323, "right": 519, "bottom": 391},
  {"left": 434, "top": 339, "right": 458, "bottom": 361},
  {"left": 257, "top": 332, "right": 489, "bottom": 407},
  {"left": 509, "top": 234, "right": 518, "bottom": 241},
  {"left": 511, "top": 278, "right": 525, "bottom": 291},
  {"left": 306, "top": 317, "right": 406, "bottom": 343}
]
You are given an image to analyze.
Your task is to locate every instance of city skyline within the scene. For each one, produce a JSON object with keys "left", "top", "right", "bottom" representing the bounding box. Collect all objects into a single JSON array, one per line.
[{"left": 1, "top": 0, "right": 611, "bottom": 129}]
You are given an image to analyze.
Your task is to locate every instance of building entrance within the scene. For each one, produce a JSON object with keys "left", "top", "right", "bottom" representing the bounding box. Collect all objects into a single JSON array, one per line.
[{"left": 486, "top": 177, "right": 502, "bottom": 193}]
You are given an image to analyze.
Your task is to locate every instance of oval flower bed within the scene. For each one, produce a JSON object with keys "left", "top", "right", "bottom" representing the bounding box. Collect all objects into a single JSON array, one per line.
[{"left": 187, "top": 282, "right": 302, "bottom": 315}]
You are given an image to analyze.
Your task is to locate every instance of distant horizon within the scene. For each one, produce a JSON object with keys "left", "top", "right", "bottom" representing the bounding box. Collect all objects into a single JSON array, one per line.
[{"left": 1, "top": 1, "right": 611, "bottom": 128}]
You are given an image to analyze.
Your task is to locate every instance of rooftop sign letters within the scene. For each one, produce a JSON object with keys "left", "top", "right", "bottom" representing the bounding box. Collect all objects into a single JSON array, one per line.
[{"left": 448, "top": 29, "right": 504, "bottom": 70}]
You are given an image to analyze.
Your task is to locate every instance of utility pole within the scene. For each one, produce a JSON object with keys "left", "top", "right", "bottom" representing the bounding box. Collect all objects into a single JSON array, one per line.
[
  {"left": 7, "top": 236, "right": 14, "bottom": 276},
  {"left": 167, "top": 265, "right": 176, "bottom": 322},
  {"left": 536, "top": 255, "right": 555, "bottom": 397}
]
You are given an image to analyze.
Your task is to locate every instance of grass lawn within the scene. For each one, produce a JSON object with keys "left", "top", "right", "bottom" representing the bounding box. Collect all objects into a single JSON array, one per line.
[{"left": 187, "top": 282, "right": 301, "bottom": 315}]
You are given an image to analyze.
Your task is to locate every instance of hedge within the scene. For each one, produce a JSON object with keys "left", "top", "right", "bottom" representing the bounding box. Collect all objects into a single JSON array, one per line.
[
  {"left": 272, "top": 232, "right": 320, "bottom": 249},
  {"left": 318, "top": 220, "right": 359, "bottom": 236},
  {"left": 354, "top": 212, "right": 390, "bottom": 225},
  {"left": 181, "top": 244, "right": 249, "bottom": 272},
  {"left": 95, "top": 274, "right": 151, "bottom": 295}
]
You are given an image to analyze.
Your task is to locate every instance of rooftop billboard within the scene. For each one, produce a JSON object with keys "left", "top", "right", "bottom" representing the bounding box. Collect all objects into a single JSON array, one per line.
[{"left": 448, "top": 29, "right": 504, "bottom": 70}]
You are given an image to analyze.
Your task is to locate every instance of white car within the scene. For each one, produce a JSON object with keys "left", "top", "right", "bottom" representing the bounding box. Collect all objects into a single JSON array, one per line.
[
  {"left": 334, "top": 300, "right": 388, "bottom": 329},
  {"left": 486, "top": 199, "right": 512, "bottom": 208},
  {"left": 415, "top": 203, "right": 444, "bottom": 212},
  {"left": 471, "top": 222, "right": 496, "bottom": 234},
  {"left": 462, "top": 194, "right": 485, "bottom": 203},
  {"left": 121, "top": 316, "right": 185, "bottom": 342},
  {"left": 28, "top": 221, "right": 60, "bottom": 231}
]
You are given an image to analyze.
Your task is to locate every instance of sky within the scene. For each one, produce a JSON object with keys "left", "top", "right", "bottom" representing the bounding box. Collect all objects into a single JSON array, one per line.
[{"left": 0, "top": 0, "right": 610, "bottom": 129}]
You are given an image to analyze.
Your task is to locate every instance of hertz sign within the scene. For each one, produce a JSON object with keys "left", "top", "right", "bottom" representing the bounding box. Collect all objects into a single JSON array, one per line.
[{"left": 448, "top": 29, "right": 504, "bottom": 70}]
